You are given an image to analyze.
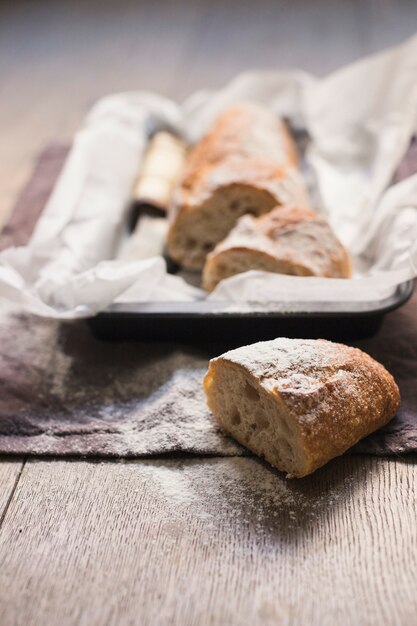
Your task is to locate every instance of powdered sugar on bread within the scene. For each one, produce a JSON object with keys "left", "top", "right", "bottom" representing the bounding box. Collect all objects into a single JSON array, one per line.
[{"left": 204, "top": 338, "right": 400, "bottom": 477}]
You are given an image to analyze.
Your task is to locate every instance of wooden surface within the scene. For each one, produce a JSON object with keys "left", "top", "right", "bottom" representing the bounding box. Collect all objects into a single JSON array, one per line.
[
  {"left": 0, "top": 459, "right": 24, "bottom": 522},
  {"left": 0, "top": 456, "right": 416, "bottom": 626},
  {"left": 1, "top": 1, "right": 417, "bottom": 624}
]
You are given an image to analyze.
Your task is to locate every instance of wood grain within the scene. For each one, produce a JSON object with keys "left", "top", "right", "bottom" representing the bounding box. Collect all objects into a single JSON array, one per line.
[
  {"left": 0, "top": 456, "right": 416, "bottom": 626},
  {"left": 0, "top": 459, "right": 24, "bottom": 523},
  {"left": 1, "top": 2, "right": 417, "bottom": 625}
]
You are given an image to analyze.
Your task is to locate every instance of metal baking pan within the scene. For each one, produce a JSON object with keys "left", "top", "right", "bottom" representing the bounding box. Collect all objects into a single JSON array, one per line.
[{"left": 88, "top": 278, "right": 414, "bottom": 344}]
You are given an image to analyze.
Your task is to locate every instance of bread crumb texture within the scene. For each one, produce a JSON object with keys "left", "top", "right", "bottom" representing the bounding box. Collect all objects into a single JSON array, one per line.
[
  {"left": 167, "top": 103, "right": 308, "bottom": 270},
  {"left": 204, "top": 338, "right": 400, "bottom": 477},
  {"left": 203, "top": 205, "right": 351, "bottom": 290}
]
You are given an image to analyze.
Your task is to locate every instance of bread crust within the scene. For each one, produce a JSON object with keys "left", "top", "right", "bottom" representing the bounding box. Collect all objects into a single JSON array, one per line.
[
  {"left": 204, "top": 338, "right": 400, "bottom": 477},
  {"left": 167, "top": 103, "right": 309, "bottom": 270},
  {"left": 203, "top": 206, "right": 351, "bottom": 290}
]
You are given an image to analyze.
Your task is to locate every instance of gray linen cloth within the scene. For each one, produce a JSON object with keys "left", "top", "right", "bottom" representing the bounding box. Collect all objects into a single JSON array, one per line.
[{"left": 0, "top": 146, "right": 415, "bottom": 457}]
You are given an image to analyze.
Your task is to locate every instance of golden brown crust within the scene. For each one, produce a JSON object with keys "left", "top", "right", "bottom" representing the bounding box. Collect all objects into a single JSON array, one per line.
[
  {"left": 203, "top": 206, "right": 351, "bottom": 290},
  {"left": 178, "top": 105, "right": 299, "bottom": 203},
  {"left": 204, "top": 338, "right": 400, "bottom": 477},
  {"left": 167, "top": 103, "right": 309, "bottom": 269}
]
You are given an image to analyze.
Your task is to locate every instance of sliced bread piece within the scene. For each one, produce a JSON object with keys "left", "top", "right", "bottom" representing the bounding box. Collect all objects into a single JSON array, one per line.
[
  {"left": 167, "top": 103, "right": 309, "bottom": 270},
  {"left": 204, "top": 338, "right": 400, "bottom": 477},
  {"left": 203, "top": 205, "right": 351, "bottom": 290}
]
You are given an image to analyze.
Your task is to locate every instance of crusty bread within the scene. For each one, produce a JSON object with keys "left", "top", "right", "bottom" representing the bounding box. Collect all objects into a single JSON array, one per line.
[
  {"left": 202, "top": 205, "right": 351, "bottom": 290},
  {"left": 204, "top": 338, "right": 400, "bottom": 478},
  {"left": 167, "top": 103, "right": 309, "bottom": 270}
]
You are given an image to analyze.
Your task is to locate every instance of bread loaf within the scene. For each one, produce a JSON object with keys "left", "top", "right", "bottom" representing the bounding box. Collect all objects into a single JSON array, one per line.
[
  {"left": 167, "top": 103, "right": 309, "bottom": 270},
  {"left": 203, "top": 205, "right": 351, "bottom": 290},
  {"left": 204, "top": 338, "right": 400, "bottom": 477}
]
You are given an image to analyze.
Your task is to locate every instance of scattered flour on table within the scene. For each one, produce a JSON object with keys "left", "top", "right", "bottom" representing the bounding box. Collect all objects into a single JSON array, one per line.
[{"left": 139, "top": 457, "right": 356, "bottom": 533}]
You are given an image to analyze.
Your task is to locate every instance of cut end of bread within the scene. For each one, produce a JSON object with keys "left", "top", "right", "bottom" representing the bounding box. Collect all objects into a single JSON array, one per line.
[
  {"left": 202, "top": 206, "right": 352, "bottom": 290},
  {"left": 167, "top": 184, "right": 278, "bottom": 270},
  {"left": 204, "top": 361, "right": 307, "bottom": 478},
  {"left": 203, "top": 248, "right": 311, "bottom": 291},
  {"left": 204, "top": 338, "right": 400, "bottom": 479}
]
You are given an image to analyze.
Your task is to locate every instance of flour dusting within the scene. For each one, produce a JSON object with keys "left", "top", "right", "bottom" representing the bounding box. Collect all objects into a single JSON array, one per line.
[{"left": 0, "top": 308, "right": 243, "bottom": 457}]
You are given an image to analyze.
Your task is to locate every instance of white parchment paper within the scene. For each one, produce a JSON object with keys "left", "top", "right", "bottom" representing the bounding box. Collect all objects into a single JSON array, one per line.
[{"left": 1, "top": 36, "right": 417, "bottom": 318}]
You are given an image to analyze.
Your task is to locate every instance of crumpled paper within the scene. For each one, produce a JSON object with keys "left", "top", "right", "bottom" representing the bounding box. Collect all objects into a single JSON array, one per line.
[{"left": 1, "top": 36, "right": 417, "bottom": 318}]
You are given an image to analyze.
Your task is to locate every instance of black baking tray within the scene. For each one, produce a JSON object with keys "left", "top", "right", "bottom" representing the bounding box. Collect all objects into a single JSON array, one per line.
[{"left": 88, "top": 278, "right": 414, "bottom": 344}]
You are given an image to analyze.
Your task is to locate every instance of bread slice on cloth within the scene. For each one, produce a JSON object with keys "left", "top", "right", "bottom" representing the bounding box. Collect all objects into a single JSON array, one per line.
[
  {"left": 204, "top": 338, "right": 400, "bottom": 477},
  {"left": 203, "top": 206, "right": 351, "bottom": 291},
  {"left": 167, "top": 103, "right": 309, "bottom": 270}
]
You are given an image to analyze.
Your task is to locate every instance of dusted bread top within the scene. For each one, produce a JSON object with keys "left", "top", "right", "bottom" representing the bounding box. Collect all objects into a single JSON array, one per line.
[
  {"left": 177, "top": 103, "right": 302, "bottom": 209},
  {"left": 205, "top": 338, "right": 400, "bottom": 476},
  {"left": 217, "top": 338, "right": 399, "bottom": 422}
]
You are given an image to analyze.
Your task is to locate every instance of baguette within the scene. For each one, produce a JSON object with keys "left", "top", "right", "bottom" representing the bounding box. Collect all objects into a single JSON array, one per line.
[
  {"left": 203, "top": 205, "right": 351, "bottom": 290},
  {"left": 204, "top": 338, "right": 400, "bottom": 477},
  {"left": 167, "top": 103, "right": 309, "bottom": 270}
]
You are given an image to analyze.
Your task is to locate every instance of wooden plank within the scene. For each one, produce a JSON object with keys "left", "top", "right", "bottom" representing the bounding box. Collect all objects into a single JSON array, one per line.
[
  {"left": 0, "top": 456, "right": 416, "bottom": 626},
  {"left": 0, "top": 459, "right": 24, "bottom": 522}
]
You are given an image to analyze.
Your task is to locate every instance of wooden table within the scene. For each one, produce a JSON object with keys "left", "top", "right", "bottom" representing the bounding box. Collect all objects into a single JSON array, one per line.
[{"left": 0, "top": 2, "right": 416, "bottom": 624}]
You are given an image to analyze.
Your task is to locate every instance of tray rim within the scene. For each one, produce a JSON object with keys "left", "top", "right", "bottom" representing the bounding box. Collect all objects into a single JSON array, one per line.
[{"left": 93, "top": 278, "right": 415, "bottom": 320}]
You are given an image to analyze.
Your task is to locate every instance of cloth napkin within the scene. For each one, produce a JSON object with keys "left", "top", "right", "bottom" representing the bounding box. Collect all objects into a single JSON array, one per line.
[{"left": 0, "top": 146, "right": 415, "bottom": 457}]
